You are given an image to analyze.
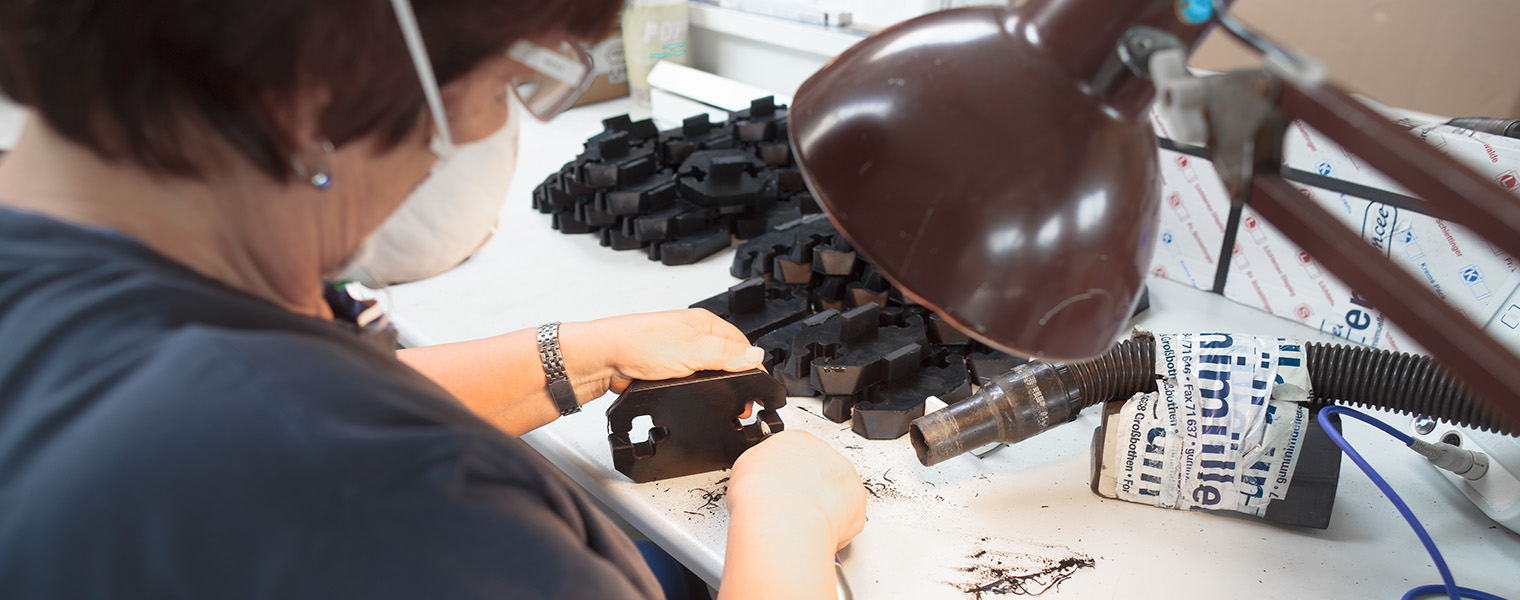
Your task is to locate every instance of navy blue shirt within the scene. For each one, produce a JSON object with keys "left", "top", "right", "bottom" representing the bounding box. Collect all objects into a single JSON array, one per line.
[{"left": 0, "top": 208, "right": 661, "bottom": 598}]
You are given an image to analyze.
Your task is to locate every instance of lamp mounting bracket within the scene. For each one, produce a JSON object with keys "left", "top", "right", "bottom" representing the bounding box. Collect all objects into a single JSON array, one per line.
[
  {"left": 1150, "top": 53, "right": 1285, "bottom": 293},
  {"left": 1195, "top": 69, "right": 1287, "bottom": 292},
  {"left": 1148, "top": 50, "right": 1284, "bottom": 204},
  {"left": 1117, "top": 27, "right": 1184, "bottom": 80},
  {"left": 1200, "top": 70, "right": 1285, "bottom": 205}
]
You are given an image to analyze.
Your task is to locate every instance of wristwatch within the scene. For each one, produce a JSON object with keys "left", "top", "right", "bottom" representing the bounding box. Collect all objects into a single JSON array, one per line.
[{"left": 536, "top": 322, "right": 581, "bottom": 416}]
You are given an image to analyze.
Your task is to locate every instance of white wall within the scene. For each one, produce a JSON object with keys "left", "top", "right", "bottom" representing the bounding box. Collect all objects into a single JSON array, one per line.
[
  {"left": 688, "top": 1, "right": 1011, "bottom": 98},
  {"left": 687, "top": 5, "right": 845, "bottom": 97},
  {"left": 687, "top": 29, "right": 826, "bottom": 98},
  {"left": 851, "top": 0, "right": 1012, "bottom": 29}
]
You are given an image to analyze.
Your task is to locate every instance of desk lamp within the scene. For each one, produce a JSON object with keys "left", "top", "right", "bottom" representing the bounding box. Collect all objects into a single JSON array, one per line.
[{"left": 789, "top": 0, "right": 1520, "bottom": 433}]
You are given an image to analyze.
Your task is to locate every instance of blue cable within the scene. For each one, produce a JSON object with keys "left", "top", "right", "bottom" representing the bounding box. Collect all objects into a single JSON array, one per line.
[{"left": 1317, "top": 406, "right": 1507, "bottom": 600}]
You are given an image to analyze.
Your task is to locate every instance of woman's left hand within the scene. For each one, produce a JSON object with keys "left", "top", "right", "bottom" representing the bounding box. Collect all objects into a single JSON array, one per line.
[{"left": 561, "top": 308, "right": 765, "bottom": 394}]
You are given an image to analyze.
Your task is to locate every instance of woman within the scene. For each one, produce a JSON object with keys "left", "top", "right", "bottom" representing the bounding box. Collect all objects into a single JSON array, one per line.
[{"left": 0, "top": 1, "right": 865, "bottom": 598}]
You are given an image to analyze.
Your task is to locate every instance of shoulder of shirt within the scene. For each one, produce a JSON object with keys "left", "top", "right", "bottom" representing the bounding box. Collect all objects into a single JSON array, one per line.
[
  {"left": 139, "top": 325, "right": 536, "bottom": 487},
  {"left": 1, "top": 216, "right": 562, "bottom": 503}
]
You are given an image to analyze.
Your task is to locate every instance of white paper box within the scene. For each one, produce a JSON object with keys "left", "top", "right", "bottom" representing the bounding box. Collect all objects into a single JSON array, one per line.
[{"left": 1148, "top": 106, "right": 1520, "bottom": 357}]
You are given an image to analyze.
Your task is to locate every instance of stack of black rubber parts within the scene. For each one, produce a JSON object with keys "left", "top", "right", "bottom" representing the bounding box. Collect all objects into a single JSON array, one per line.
[
  {"left": 532, "top": 97, "right": 812, "bottom": 265},
  {"left": 533, "top": 97, "right": 1027, "bottom": 440},
  {"left": 696, "top": 214, "right": 1029, "bottom": 440}
]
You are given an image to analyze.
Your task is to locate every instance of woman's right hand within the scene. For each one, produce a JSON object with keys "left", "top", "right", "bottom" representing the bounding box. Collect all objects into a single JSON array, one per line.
[{"left": 726, "top": 430, "right": 866, "bottom": 551}]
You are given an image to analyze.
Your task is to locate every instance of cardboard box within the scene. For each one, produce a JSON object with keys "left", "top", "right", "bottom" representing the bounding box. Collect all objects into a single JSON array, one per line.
[
  {"left": 1190, "top": 0, "right": 1520, "bottom": 119},
  {"left": 571, "top": 34, "right": 630, "bottom": 107},
  {"left": 1148, "top": 105, "right": 1520, "bottom": 357}
]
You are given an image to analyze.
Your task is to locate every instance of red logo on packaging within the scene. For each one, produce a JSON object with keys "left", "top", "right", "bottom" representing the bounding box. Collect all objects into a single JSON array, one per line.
[
  {"left": 1294, "top": 304, "right": 1312, "bottom": 321},
  {"left": 1244, "top": 215, "right": 1268, "bottom": 244},
  {"left": 1232, "top": 244, "right": 1251, "bottom": 269},
  {"left": 1153, "top": 267, "right": 1168, "bottom": 278},
  {"left": 1498, "top": 170, "right": 1518, "bottom": 190},
  {"left": 1167, "top": 192, "right": 1190, "bottom": 220},
  {"left": 1297, "top": 250, "right": 1322, "bottom": 278},
  {"left": 1175, "top": 155, "right": 1199, "bottom": 182},
  {"left": 1298, "top": 187, "right": 1314, "bottom": 200}
]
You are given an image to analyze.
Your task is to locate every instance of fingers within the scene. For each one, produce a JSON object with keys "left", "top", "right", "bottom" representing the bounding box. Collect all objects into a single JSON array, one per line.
[
  {"left": 688, "top": 308, "right": 751, "bottom": 345},
  {"left": 742, "top": 345, "right": 765, "bottom": 369},
  {"left": 703, "top": 334, "right": 765, "bottom": 372},
  {"left": 682, "top": 309, "right": 764, "bottom": 372},
  {"left": 596, "top": 309, "right": 762, "bottom": 383},
  {"left": 729, "top": 431, "right": 867, "bottom": 551}
]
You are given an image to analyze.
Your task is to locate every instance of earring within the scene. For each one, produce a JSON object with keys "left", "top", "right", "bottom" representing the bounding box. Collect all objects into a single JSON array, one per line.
[{"left": 291, "top": 139, "right": 336, "bottom": 191}]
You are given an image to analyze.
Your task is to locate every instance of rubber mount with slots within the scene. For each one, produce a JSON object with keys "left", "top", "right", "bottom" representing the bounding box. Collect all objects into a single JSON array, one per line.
[
  {"left": 606, "top": 369, "right": 786, "bottom": 483},
  {"left": 532, "top": 97, "right": 815, "bottom": 266}
]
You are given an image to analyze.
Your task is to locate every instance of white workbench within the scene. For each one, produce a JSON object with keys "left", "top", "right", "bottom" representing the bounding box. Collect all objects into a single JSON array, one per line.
[{"left": 385, "top": 97, "right": 1520, "bottom": 599}]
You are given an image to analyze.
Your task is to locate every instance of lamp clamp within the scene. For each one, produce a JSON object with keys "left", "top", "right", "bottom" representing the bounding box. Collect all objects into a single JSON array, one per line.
[
  {"left": 1148, "top": 50, "right": 1286, "bottom": 295},
  {"left": 1116, "top": 26, "right": 1183, "bottom": 80},
  {"left": 1146, "top": 51, "right": 1285, "bottom": 206}
]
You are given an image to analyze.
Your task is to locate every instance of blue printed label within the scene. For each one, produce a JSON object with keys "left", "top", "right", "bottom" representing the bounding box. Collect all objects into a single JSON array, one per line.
[{"left": 1114, "top": 333, "right": 1310, "bottom": 516}]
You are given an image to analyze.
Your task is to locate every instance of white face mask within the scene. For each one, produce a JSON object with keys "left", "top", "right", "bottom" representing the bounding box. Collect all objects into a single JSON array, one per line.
[{"left": 353, "top": 0, "right": 595, "bottom": 291}]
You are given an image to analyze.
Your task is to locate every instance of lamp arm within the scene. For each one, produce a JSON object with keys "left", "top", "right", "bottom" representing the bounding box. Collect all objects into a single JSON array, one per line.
[
  {"left": 1277, "top": 82, "right": 1520, "bottom": 262},
  {"left": 1245, "top": 79, "right": 1520, "bottom": 432},
  {"left": 1160, "top": 4, "right": 1520, "bottom": 428}
]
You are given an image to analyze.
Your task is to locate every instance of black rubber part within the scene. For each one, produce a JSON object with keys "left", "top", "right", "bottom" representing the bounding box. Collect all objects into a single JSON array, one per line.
[{"left": 534, "top": 97, "right": 803, "bottom": 267}]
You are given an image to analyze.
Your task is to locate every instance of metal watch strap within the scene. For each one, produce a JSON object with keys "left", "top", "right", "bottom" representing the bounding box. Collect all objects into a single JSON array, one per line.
[{"left": 536, "top": 322, "right": 580, "bottom": 416}]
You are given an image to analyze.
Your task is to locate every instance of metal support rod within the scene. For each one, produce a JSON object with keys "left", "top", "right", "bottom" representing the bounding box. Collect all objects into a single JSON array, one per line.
[
  {"left": 1249, "top": 176, "right": 1520, "bottom": 432},
  {"left": 1279, "top": 82, "right": 1520, "bottom": 263},
  {"left": 1211, "top": 200, "right": 1243, "bottom": 294}
]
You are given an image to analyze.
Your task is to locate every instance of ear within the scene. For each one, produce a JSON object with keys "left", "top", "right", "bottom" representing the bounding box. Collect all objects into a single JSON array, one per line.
[{"left": 265, "top": 85, "right": 333, "bottom": 151}]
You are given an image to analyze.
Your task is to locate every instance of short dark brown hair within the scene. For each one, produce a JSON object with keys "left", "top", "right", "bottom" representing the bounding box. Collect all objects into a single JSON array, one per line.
[{"left": 0, "top": 0, "right": 620, "bottom": 180}]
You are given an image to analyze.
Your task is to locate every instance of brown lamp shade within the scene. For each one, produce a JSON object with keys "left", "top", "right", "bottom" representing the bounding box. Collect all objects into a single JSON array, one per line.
[{"left": 791, "top": 2, "right": 1213, "bottom": 361}]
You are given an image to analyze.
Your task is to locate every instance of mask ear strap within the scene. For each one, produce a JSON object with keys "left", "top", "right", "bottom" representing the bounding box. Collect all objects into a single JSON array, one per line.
[{"left": 388, "top": 0, "right": 454, "bottom": 147}]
